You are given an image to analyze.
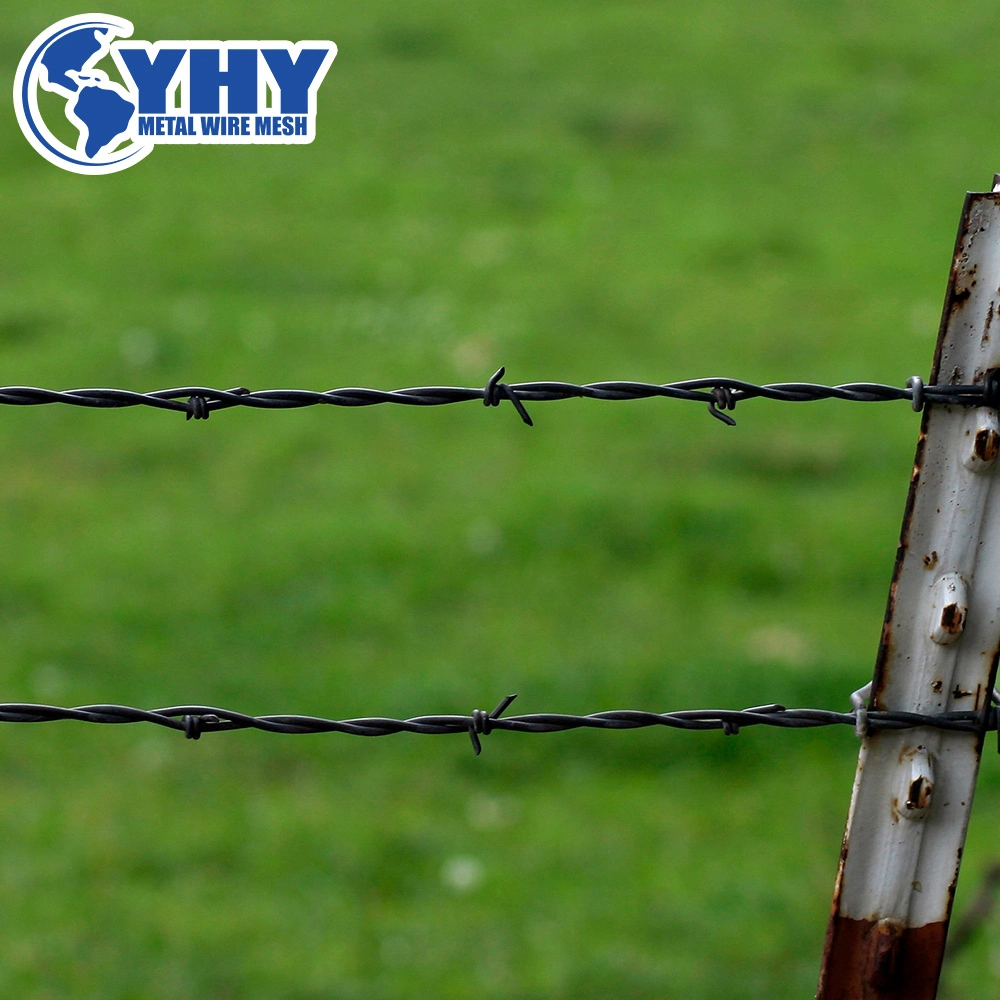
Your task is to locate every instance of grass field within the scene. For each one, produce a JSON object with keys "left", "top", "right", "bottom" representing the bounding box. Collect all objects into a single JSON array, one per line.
[{"left": 3, "top": 1, "right": 1000, "bottom": 996}]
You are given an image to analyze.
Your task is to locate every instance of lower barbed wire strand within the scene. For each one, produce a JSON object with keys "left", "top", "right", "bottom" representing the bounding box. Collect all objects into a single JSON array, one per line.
[{"left": 0, "top": 702, "right": 992, "bottom": 747}]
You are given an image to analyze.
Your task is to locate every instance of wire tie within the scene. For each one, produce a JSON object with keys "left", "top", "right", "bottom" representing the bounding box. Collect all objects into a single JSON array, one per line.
[
  {"left": 186, "top": 394, "right": 210, "bottom": 421},
  {"left": 468, "top": 693, "right": 518, "bottom": 755},
  {"left": 722, "top": 718, "right": 740, "bottom": 736},
  {"left": 708, "top": 385, "right": 737, "bottom": 426},
  {"left": 484, "top": 368, "right": 533, "bottom": 426},
  {"left": 906, "top": 376, "right": 925, "bottom": 412},
  {"left": 851, "top": 681, "right": 872, "bottom": 739}
]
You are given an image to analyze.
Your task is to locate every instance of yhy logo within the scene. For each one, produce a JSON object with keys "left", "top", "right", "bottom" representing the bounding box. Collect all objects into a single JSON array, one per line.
[{"left": 14, "top": 13, "right": 337, "bottom": 175}]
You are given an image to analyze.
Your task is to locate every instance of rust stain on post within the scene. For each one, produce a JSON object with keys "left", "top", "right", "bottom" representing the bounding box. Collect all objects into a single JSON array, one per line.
[
  {"left": 974, "top": 425, "right": 1000, "bottom": 462},
  {"left": 940, "top": 603, "right": 964, "bottom": 635},
  {"left": 907, "top": 775, "right": 932, "bottom": 812},
  {"left": 819, "top": 916, "right": 948, "bottom": 999}
]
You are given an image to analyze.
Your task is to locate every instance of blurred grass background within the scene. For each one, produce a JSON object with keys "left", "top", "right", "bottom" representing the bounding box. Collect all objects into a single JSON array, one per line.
[{"left": 2, "top": 0, "right": 1000, "bottom": 996}]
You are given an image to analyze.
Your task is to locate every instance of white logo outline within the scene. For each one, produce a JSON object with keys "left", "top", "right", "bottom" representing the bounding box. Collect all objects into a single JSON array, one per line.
[
  {"left": 14, "top": 13, "right": 337, "bottom": 174},
  {"left": 14, "top": 13, "right": 152, "bottom": 175}
]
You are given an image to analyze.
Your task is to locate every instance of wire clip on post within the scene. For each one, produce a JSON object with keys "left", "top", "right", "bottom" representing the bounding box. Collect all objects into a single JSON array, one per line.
[
  {"left": 851, "top": 681, "right": 872, "bottom": 739},
  {"left": 985, "top": 369, "right": 1000, "bottom": 411}
]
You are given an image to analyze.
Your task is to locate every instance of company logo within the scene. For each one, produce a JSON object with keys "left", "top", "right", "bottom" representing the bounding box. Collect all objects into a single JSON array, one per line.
[{"left": 14, "top": 13, "right": 337, "bottom": 175}]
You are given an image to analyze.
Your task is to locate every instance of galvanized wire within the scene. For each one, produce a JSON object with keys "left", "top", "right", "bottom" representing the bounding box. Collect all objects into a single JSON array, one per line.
[
  {"left": 0, "top": 370, "right": 993, "bottom": 426},
  {"left": 0, "top": 697, "right": 993, "bottom": 754},
  {"left": 4, "top": 370, "right": 998, "bottom": 751}
]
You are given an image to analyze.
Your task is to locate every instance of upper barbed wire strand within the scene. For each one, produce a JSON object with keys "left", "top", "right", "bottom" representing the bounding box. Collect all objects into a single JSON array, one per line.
[{"left": 0, "top": 375, "right": 991, "bottom": 424}]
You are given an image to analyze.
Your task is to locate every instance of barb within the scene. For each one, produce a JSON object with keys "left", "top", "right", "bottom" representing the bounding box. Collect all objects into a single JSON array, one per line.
[
  {"left": 484, "top": 368, "right": 533, "bottom": 426},
  {"left": 0, "top": 700, "right": 993, "bottom": 753},
  {"left": 708, "top": 385, "right": 737, "bottom": 425},
  {"left": 468, "top": 694, "right": 519, "bottom": 755},
  {"left": 0, "top": 374, "right": 990, "bottom": 426}
]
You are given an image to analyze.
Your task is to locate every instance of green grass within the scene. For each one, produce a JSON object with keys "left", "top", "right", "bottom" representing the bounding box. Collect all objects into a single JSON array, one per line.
[{"left": 2, "top": 0, "right": 1000, "bottom": 996}]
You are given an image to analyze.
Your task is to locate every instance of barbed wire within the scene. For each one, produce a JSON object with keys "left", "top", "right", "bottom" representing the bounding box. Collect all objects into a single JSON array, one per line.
[
  {"left": 0, "top": 370, "right": 993, "bottom": 426},
  {"left": 0, "top": 696, "right": 994, "bottom": 754}
]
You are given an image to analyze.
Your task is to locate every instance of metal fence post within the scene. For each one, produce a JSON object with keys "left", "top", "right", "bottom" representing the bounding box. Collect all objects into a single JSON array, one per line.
[{"left": 817, "top": 182, "right": 1000, "bottom": 998}]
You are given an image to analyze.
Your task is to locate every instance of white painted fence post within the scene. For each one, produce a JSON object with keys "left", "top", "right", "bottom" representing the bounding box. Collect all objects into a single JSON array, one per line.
[{"left": 817, "top": 181, "right": 1000, "bottom": 999}]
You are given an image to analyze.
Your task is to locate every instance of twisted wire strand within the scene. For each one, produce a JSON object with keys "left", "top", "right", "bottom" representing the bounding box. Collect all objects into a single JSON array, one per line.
[
  {"left": 0, "top": 700, "right": 992, "bottom": 754},
  {"left": 0, "top": 372, "right": 991, "bottom": 425}
]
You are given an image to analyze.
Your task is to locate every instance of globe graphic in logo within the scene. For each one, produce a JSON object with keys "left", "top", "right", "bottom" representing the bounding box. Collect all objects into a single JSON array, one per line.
[{"left": 14, "top": 14, "right": 153, "bottom": 175}]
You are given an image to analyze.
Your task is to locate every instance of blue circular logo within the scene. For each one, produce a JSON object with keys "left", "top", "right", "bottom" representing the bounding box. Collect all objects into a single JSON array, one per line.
[{"left": 14, "top": 14, "right": 153, "bottom": 174}]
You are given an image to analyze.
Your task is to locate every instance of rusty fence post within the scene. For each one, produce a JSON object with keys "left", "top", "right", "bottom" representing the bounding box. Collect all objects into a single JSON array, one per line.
[{"left": 817, "top": 181, "right": 1000, "bottom": 999}]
